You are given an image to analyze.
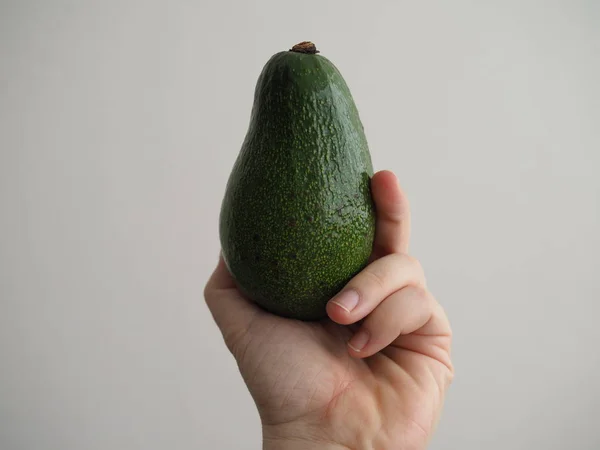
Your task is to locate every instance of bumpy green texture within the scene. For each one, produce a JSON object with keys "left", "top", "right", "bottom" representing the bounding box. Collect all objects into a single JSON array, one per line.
[{"left": 219, "top": 46, "right": 376, "bottom": 320}]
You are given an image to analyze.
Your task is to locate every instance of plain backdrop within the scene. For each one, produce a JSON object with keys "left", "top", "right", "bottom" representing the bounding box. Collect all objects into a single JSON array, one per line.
[{"left": 1, "top": 1, "right": 599, "bottom": 449}]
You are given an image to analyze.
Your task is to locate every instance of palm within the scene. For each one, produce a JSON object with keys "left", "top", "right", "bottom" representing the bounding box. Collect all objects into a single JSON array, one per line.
[{"left": 223, "top": 283, "right": 451, "bottom": 445}]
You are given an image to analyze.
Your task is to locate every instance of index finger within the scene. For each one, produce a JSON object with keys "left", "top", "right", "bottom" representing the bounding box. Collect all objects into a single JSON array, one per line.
[{"left": 370, "top": 170, "right": 411, "bottom": 257}]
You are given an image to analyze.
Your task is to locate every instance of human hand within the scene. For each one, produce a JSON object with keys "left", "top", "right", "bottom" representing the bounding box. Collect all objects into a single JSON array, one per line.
[{"left": 204, "top": 170, "right": 453, "bottom": 450}]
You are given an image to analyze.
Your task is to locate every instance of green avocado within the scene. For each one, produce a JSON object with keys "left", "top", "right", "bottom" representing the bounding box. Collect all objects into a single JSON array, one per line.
[{"left": 219, "top": 41, "right": 376, "bottom": 320}]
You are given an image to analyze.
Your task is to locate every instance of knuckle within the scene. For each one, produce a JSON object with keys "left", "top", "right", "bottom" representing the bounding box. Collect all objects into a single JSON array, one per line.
[
  {"left": 362, "top": 267, "right": 387, "bottom": 290},
  {"left": 383, "top": 201, "right": 410, "bottom": 223},
  {"left": 407, "top": 254, "right": 423, "bottom": 272},
  {"left": 405, "top": 254, "right": 426, "bottom": 284},
  {"left": 390, "top": 253, "right": 426, "bottom": 285},
  {"left": 445, "top": 359, "right": 456, "bottom": 386},
  {"left": 411, "top": 284, "right": 430, "bottom": 299}
]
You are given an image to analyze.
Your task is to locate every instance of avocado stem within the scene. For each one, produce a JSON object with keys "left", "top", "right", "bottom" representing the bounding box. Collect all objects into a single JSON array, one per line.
[{"left": 290, "top": 41, "right": 319, "bottom": 54}]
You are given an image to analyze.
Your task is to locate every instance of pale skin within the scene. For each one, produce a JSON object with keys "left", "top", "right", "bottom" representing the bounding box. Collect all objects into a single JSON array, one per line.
[{"left": 204, "top": 170, "right": 454, "bottom": 450}]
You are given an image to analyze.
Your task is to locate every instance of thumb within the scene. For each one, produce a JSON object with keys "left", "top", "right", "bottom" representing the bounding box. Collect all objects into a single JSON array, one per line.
[
  {"left": 371, "top": 170, "right": 411, "bottom": 258},
  {"left": 204, "top": 254, "right": 262, "bottom": 349}
]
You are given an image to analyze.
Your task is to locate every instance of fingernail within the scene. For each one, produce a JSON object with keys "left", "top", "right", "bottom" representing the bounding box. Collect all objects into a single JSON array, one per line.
[
  {"left": 329, "top": 289, "right": 359, "bottom": 313},
  {"left": 348, "top": 329, "right": 370, "bottom": 352}
]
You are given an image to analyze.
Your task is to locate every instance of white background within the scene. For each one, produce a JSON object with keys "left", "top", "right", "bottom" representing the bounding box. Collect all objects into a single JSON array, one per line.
[{"left": 1, "top": 1, "right": 599, "bottom": 449}]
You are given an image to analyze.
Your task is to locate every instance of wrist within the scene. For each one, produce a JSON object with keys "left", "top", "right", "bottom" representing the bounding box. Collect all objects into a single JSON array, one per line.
[
  {"left": 263, "top": 437, "right": 348, "bottom": 450},
  {"left": 262, "top": 424, "right": 350, "bottom": 450}
]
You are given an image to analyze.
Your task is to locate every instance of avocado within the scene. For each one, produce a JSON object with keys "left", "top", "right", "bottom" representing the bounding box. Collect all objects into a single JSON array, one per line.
[{"left": 219, "top": 41, "right": 376, "bottom": 320}]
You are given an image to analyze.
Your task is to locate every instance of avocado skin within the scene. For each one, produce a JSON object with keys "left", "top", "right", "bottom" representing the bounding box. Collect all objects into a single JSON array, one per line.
[{"left": 219, "top": 49, "right": 375, "bottom": 321}]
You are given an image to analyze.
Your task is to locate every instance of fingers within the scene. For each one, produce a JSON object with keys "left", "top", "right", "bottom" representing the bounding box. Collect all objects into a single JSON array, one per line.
[
  {"left": 326, "top": 253, "right": 425, "bottom": 325},
  {"left": 371, "top": 170, "right": 411, "bottom": 258},
  {"left": 204, "top": 255, "right": 262, "bottom": 347},
  {"left": 324, "top": 245, "right": 449, "bottom": 360},
  {"left": 345, "top": 285, "right": 436, "bottom": 358}
]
